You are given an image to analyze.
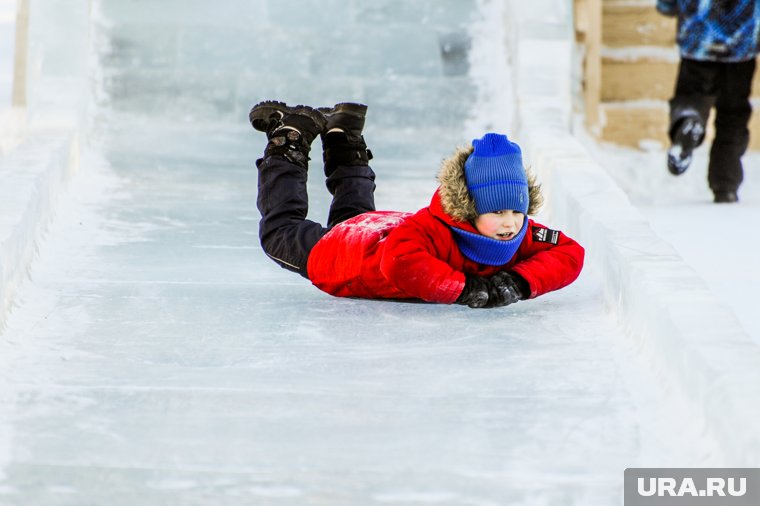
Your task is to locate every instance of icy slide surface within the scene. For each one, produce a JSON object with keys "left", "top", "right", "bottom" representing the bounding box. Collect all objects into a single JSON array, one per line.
[{"left": 0, "top": 1, "right": 715, "bottom": 504}]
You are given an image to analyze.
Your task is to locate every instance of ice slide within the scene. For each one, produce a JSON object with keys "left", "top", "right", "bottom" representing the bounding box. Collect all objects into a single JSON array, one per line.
[{"left": 0, "top": 1, "right": 755, "bottom": 504}]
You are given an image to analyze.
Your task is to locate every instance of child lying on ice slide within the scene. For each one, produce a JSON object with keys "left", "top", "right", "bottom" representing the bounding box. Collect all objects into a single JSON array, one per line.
[{"left": 250, "top": 100, "right": 584, "bottom": 308}]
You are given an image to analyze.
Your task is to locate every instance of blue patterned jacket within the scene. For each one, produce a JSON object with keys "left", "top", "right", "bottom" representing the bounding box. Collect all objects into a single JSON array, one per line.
[{"left": 656, "top": 0, "right": 760, "bottom": 62}]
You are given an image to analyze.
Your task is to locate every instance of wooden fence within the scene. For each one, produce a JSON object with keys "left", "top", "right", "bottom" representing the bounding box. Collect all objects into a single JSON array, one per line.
[{"left": 575, "top": 0, "right": 760, "bottom": 149}]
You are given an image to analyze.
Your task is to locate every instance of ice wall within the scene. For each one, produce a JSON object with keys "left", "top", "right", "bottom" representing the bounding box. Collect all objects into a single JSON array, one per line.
[
  {"left": 94, "top": 0, "right": 481, "bottom": 162},
  {"left": 0, "top": 0, "right": 88, "bottom": 329},
  {"left": 25, "top": 0, "right": 90, "bottom": 126}
]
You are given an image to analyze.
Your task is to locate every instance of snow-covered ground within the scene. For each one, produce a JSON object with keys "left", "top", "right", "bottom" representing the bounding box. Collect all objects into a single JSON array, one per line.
[
  {"left": 0, "top": 0, "right": 758, "bottom": 504},
  {"left": 586, "top": 140, "right": 760, "bottom": 344}
]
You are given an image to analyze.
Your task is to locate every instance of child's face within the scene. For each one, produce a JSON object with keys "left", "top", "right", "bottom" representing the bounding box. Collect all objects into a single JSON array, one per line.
[{"left": 474, "top": 210, "right": 525, "bottom": 240}]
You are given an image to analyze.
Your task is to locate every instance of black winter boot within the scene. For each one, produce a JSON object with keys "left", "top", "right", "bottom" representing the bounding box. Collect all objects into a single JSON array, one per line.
[
  {"left": 318, "top": 102, "right": 368, "bottom": 139},
  {"left": 317, "top": 102, "right": 373, "bottom": 174},
  {"left": 249, "top": 100, "right": 327, "bottom": 168},
  {"left": 713, "top": 190, "right": 738, "bottom": 203},
  {"left": 667, "top": 115, "right": 705, "bottom": 176}
]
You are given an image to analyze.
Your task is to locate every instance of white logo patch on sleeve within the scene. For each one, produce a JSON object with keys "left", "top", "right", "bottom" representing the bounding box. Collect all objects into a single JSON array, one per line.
[{"left": 532, "top": 227, "right": 560, "bottom": 245}]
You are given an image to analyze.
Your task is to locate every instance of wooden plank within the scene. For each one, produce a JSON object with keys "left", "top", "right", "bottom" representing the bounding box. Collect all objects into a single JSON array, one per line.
[
  {"left": 602, "top": 2, "right": 676, "bottom": 47},
  {"left": 602, "top": 56, "right": 760, "bottom": 101},
  {"left": 12, "top": 0, "right": 29, "bottom": 107},
  {"left": 602, "top": 57, "right": 677, "bottom": 101},
  {"left": 584, "top": 0, "right": 602, "bottom": 132},
  {"left": 600, "top": 103, "right": 760, "bottom": 150},
  {"left": 750, "top": 112, "right": 760, "bottom": 150},
  {"left": 575, "top": 0, "right": 590, "bottom": 42},
  {"left": 600, "top": 103, "right": 669, "bottom": 147}
]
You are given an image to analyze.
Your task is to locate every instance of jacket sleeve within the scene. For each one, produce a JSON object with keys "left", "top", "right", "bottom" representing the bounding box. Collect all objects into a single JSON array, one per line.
[
  {"left": 656, "top": 0, "right": 677, "bottom": 16},
  {"left": 379, "top": 214, "right": 465, "bottom": 304},
  {"left": 509, "top": 223, "right": 585, "bottom": 298}
]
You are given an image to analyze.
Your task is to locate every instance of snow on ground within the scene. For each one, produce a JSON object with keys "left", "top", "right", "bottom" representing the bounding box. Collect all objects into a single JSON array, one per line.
[{"left": 584, "top": 137, "right": 760, "bottom": 344}]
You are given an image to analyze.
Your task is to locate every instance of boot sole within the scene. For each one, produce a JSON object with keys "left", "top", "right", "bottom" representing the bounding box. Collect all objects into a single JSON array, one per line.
[
  {"left": 667, "top": 150, "right": 691, "bottom": 176},
  {"left": 249, "top": 100, "right": 326, "bottom": 132},
  {"left": 713, "top": 190, "right": 739, "bottom": 203},
  {"left": 667, "top": 117, "right": 703, "bottom": 175},
  {"left": 317, "top": 102, "right": 368, "bottom": 117}
]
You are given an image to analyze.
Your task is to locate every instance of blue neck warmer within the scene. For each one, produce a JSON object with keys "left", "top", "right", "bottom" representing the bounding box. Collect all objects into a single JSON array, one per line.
[{"left": 450, "top": 219, "right": 528, "bottom": 266}]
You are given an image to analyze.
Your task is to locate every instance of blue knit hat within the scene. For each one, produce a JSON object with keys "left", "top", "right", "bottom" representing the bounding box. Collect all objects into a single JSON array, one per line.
[{"left": 464, "top": 133, "right": 528, "bottom": 215}]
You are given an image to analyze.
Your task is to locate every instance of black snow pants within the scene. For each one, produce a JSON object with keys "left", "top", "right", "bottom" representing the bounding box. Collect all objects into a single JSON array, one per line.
[
  {"left": 669, "top": 57, "right": 756, "bottom": 192},
  {"left": 256, "top": 154, "right": 376, "bottom": 278}
]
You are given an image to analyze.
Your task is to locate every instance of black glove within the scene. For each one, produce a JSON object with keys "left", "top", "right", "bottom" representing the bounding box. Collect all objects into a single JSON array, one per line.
[
  {"left": 487, "top": 271, "right": 530, "bottom": 308},
  {"left": 456, "top": 272, "right": 530, "bottom": 309},
  {"left": 456, "top": 276, "right": 491, "bottom": 308}
]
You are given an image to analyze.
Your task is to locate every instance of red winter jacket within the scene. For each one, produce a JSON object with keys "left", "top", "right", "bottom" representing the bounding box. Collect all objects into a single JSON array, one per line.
[{"left": 306, "top": 189, "right": 584, "bottom": 304}]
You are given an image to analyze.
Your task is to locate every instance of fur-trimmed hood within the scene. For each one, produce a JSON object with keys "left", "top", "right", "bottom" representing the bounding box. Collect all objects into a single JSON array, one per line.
[{"left": 437, "top": 145, "right": 543, "bottom": 222}]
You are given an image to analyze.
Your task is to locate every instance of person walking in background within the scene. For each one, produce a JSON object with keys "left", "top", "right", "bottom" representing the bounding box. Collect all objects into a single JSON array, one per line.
[{"left": 657, "top": 0, "right": 760, "bottom": 203}]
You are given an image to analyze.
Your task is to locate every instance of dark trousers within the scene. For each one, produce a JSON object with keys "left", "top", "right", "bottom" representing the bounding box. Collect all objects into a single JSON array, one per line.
[
  {"left": 669, "top": 57, "right": 756, "bottom": 192},
  {"left": 256, "top": 155, "right": 376, "bottom": 278}
]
